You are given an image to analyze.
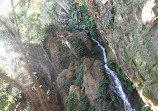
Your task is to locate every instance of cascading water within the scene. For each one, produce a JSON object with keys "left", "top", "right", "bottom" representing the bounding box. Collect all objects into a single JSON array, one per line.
[{"left": 91, "top": 37, "right": 135, "bottom": 111}]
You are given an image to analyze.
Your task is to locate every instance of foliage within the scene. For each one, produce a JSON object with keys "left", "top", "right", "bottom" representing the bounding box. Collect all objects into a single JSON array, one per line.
[
  {"left": 141, "top": 106, "right": 151, "bottom": 111},
  {"left": 74, "top": 0, "right": 85, "bottom": 6},
  {"left": 96, "top": 98, "right": 107, "bottom": 111},
  {"left": 68, "top": 0, "right": 98, "bottom": 38},
  {"left": 97, "top": 66, "right": 120, "bottom": 111},
  {"left": 74, "top": 60, "right": 86, "bottom": 87},
  {"left": 67, "top": 93, "right": 78, "bottom": 111},
  {"left": 0, "top": 72, "right": 19, "bottom": 111},
  {"left": 96, "top": 94, "right": 119, "bottom": 111},
  {"left": 103, "top": 12, "right": 113, "bottom": 29},
  {"left": 58, "top": 43, "right": 74, "bottom": 70},
  {"left": 108, "top": 60, "right": 133, "bottom": 92},
  {"left": 99, "top": 66, "right": 106, "bottom": 76},
  {"left": 99, "top": 77, "right": 108, "bottom": 95},
  {"left": 99, "top": 66, "right": 109, "bottom": 95},
  {"left": 58, "top": 79, "right": 71, "bottom": 95},
  {"left": 41, "top": 23, "right": 58, "bottom": 37},
  {"left": 67, "top": 93, "right": 90, "bottom": 111},
  {"left": 88, "top": 107, "right": 95, "bottom": 111},
  {"left": 0, "top": 69, "right": 21, "bottom": 111},
  {"left": 107, "top": 60, "right": 116, "bottom": 71},
  {"left": 84, "top": 15, "right": 97, "bottom": 38},
  {"left": 17, "top": 0, "right": 58, "bottom": 44},
  {"left": 76, "top": 94, "right": 89, "bottom": 111},
  {"left": 72, "top": 38, "right": 89, "bottom": 57}
]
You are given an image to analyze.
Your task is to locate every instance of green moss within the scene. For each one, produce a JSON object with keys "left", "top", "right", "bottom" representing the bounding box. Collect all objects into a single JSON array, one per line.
[
  {"left": 67, "top": 93, "right": 78, "bottom": 111},
  {"left": 74, "top": 63, "right": 86, "bottom": 87}
]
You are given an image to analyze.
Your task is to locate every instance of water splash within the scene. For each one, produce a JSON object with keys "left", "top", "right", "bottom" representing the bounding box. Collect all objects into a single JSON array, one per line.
[{"left": 91, "top": 37, "right": 135, "bottom": 111}]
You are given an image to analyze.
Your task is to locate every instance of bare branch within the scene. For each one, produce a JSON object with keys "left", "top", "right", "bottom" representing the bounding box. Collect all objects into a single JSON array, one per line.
[
  {"left": 0, "top": 72, "right": 37, "bottom": 102},
  {"left": 56, "top": 0, "right": 69, "bottom": 14},
  {"left": 0, "top": 1, "right": 51, "bottom": 110},
  {"left": 14, "top": 0, "right": 24, "bottom": 9},
  {"left": 11, "top": 0, "right": 20, "bottom": 38},
  {"left": 0, "top": 18, "right": 15, "bottom": 37},
  {"left": 0, "top": 72, "right": 41, "bottom": 110}
]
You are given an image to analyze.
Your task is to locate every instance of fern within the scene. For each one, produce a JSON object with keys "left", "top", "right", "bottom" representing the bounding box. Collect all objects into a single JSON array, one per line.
[
  {"left": 74, "top": 64, "right": 85, "bottom": 87},
  {"left": 72, "top": 38, "right": 89, "bottom": 57}
]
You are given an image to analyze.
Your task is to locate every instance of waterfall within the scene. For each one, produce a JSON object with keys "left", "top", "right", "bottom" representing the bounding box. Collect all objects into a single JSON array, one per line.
[{"left": 91, "top": 37, "right": 135, "bottom": 111}]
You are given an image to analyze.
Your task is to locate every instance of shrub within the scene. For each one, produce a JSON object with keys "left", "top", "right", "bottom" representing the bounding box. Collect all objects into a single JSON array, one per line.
[
  {"left": 67, "top": 93, "right": 78, "bottom": 111},
  {"left": 77, "top": 94, "right": 89, "bottom": 111},
  {"left": 67, "top": 93, "right": 90, "bottom": 111},
  {"left": 74, "top": 64, "right": 86, "bottom": 87},
  {"left": 88, "top": 107, "right": 95, "bottom": 111},
  {"left": 141, "top": 106, "right": 151, "bottom": 111},
  {"left": 99, "top": 66, "right": 106, "bottom": 76},
  {"left": 107, "top": 60, "right": 133, "bottom": 92},
  {"left": 68, "top": 0, "right": 98, "bottom": 38},
  {"left": 99, "top": 77, "right": 108, "bottom": 95},
  {"left": 96, "top": 98, "right": 107, "bottom": 111},
  {"left": 99, "top": 66, "right": 109, "bottom": 95},
  {"left": 72, "top": 38, "right": 89, "bottom": 57}
]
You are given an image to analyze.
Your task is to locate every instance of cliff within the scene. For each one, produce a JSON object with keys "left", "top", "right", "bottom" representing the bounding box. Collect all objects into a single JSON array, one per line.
[
  {"left": 8, "top": 0, "right": 157, "bottom": 110},
  {"left": 84, "top": 0, "right": 158, "bottom": 110}
]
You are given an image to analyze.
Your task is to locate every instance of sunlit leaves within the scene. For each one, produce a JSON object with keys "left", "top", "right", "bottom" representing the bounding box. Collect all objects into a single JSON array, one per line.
[{"left": 0, "top": 76, "right": 21, "bottom": 111}]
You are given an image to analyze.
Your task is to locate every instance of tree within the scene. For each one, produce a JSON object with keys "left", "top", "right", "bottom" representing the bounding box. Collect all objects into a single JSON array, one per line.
[{"left": 0, "top": 0, "right": 55, "bottom": 110}]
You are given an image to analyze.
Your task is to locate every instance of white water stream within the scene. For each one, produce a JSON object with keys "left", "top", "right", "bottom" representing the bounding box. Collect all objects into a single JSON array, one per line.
[{"left": 91, "top": 37, "right": 135, "bottom": 111}]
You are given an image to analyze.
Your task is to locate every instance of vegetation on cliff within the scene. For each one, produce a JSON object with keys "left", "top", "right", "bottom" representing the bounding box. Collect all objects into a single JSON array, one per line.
[{"left": 0, "top": 0, "right": 157, "bottom": 111}]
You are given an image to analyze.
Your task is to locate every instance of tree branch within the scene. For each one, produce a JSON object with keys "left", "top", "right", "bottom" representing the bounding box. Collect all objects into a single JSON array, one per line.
[
  {"left": 13, "top": 0, "right": 24, "bottom": 9},
  {"left": 56, "top": 0, "right": 69, "bottom": 14},
  {"left": 0, "top": 18, "right": 15, "bottom": 37},
  {"left": 0, "top": 72, "right": 42, "bottom": 110},
  {"left": 0, "top": 72, "right": 37, "bottom": 102},
  {"left": 0, "top": 1, "right": 51, "bottom": 110},
  {"left": 11, "top": 0, "right": 20, "bottom": 39}
]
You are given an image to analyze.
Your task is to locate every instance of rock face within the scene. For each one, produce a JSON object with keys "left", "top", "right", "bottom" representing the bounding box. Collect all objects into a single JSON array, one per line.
[
  {"left": 83, "top": 58, "right": 103, "bottom": 106},
  {"left": 27, "top": 44, "right": 56, "bottom": 90},
  {"left": 86, "top": 0, "right": 158, "bottom": 110}
]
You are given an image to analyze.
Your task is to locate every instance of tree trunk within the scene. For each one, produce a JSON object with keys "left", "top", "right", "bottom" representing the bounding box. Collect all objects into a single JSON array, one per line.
[
  {"left": 0, "top": 72, "right": 41, "bottom": 110},
  {"left": 0, "top": 0, "right": 52, "bottom": 110}
]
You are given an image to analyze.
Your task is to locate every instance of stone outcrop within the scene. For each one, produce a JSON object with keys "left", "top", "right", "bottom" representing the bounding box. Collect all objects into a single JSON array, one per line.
[{"left": 83, "top": 58, "right": 103, "bottom": 106}]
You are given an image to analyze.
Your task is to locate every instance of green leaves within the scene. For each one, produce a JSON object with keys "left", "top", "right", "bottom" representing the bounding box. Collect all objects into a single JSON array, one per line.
[
  {"left": 67, "top": 93, "right": 78, "bottom": 111},
  {"left": 77, "top": 94, "right": 89, "bottom": 111},
  {"left": 68, "top": 0, "right": 98, "bottom": 38},
  {"left": 99, "top": 76, "right": 108, "bottom": 95},
  {"left": 0, "top": 81, "right": 20, "bottom": 111},
  {"left": 108, "top": 60, "right": 134, "bottom": 92},
  {"left": 99, "top": 66, "right": 106, "bottom": 75},
  {"left": 67, "top": 93, "right": 90, "bottom": 111},
  {"left": 141, "top": 106, "right": 151, "bottom": 111},
  {"left": 72, "top": 38, "right": 89, "bottom": 57},
  {"left": 74, "top": 61, "right": 86, "bottom": 87}
]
